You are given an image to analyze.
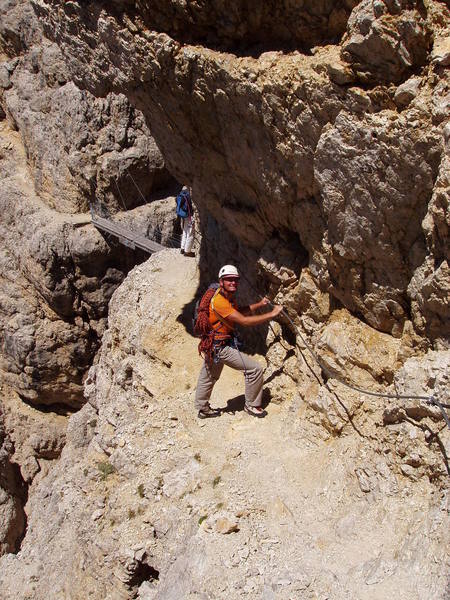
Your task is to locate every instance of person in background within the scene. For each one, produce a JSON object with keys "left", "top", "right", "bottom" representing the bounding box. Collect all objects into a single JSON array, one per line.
[
  {"left": 176, "top": 186, "right": 195, "bottom": 257},
  {"left": 195, "top": 264, "right": 283, "bottom": 419}
]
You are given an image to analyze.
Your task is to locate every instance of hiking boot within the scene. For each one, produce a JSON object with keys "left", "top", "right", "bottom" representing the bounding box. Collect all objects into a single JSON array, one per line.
[
  {"left": 198, "top": 405, "right": 221, "bottom": 419},
  {"left": 184, "top": 251, "right": 195, "bottom": 258},
  {"left": 244, "top": 404, "right": 267, "bottom": 418}
]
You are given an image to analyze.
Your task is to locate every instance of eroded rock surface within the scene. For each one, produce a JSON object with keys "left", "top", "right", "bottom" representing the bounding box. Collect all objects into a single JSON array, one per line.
[
  {"left": 0, "top": 1, "right": 449, "bottom": 596},
  {"left": 0, "top": 382, "right": 67, "bottom": 555},
  {"left": 0, "top": 121, "right": 126, "bottom": 406},
  {"left": 0, "top": 2, "right": 182, "bottom": 546},
  {"left": 0, "top": 1, "right": 180, "bottom": 407},
  {"left": 129, "top": 0, "right": 360, "bottom": 51},
  {"left": 1, "top": 0, "right": 173, "bottom": 214},
  {"left": 341, "top": 0, "right": 431, "bottom": 83}
]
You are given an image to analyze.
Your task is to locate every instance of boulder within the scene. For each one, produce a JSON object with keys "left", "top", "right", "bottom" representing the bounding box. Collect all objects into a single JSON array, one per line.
[{"left": 341, "top": 0, "right": 431, "bottom": 83}]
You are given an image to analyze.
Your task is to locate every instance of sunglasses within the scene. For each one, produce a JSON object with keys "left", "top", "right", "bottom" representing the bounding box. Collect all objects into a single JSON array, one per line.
[{"left": 222, "top": 277, "right": 240, "bottom": 283}]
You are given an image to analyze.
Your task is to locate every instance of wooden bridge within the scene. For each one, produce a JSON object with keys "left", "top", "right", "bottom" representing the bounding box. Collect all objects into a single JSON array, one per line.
[{"left": 91, "top": 212, "right": 165, "bottom": 254}]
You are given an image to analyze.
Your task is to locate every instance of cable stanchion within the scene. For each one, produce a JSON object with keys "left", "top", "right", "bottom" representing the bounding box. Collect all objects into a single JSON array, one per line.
[{"left": 127, "top": 171, "right": 149, "bottom": 205}]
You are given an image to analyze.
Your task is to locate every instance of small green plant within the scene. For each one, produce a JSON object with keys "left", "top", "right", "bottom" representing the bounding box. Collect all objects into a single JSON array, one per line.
[
  {"left": 128, "top": 509, "right": 136, "bottom": 519},
  {"left": 97, "top": 461, "right": 116, "bottom": 481},
  {"left": 212, "top": 476, "right": 221, "bottom": 488},
  {"left": 216, "top": 502, "right": 224, "bottom": 510},
  {"left": 83, "top": 468, "right": 88, "bottom": 477},
  {"left": 198, "top": 515, "right": 208, "bottom": 526},
  {"left": 194, "top": 453, "right": 201, "bottom": 462},
  {"left": 137, "top": 484, "right": 145, "bottom": 498}
]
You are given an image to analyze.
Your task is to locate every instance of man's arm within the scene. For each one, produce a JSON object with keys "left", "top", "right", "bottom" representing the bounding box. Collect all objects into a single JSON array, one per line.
[
  {"left": 225, "top": 304, "right": 283, "bottom": 327},
  {"left": 238, "top": 297, "right": 271, "bottom": 316}
]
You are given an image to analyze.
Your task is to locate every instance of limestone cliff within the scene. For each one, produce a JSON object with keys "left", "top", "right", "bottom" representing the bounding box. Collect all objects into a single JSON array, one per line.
[
  {"left": 0, "top": 0, "right": 181, "bottom": 555},
  {"left": 0, "top": 0, "right": 179, "bottom": 409},
  {"left": 31, "top": 0, "right": 450, "bottom": 342},
  {"left": 0, "top": 0, "right": 449, "bottom": 598}
]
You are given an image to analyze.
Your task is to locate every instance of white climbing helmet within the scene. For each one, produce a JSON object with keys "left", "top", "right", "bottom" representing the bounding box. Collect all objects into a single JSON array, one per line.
[{"left": 218, "top": 265, "right": 240, "bottom": 279}]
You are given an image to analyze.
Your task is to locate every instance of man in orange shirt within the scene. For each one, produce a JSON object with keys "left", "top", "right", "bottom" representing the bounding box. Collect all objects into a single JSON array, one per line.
[{"left": 195, "top": 265, "right": 283, "bottom": 419}]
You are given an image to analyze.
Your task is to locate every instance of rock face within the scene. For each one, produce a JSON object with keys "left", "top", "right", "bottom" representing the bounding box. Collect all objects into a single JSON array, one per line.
[
  {"left": 0, "top": 385, "right": 67, "bottom": 554},
  {"left": 5, "top": 75, "right": 170, "bottom": 213},
  {"left": 0, "top": 252, "right": 447, "bottom": 599},
  {"left": 127, "top": 0, "right": 360, "bottom": 51},
  {"left": 31, "top": 0, "right": 450, "bottom": 345},
  {"left": 0, "top": 1, "right": 449, "bottom": 598},
  {"left": 0, "top": 0, "right": 180, "bottom": 407},
  {"left": 0, "top": 121, "right": 129, "bottom": 407},
  {"left": 0, "top": 0, "right": 181, "bottom": 546},
  {"left": 1, "top": 0, "right": 173, "bottom": 214},
  {"left": 341, "top": 0, "right": 431, "bottom": 83}
]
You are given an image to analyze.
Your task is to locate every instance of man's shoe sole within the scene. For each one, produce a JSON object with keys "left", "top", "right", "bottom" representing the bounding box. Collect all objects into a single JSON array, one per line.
[
  {"left": 198, "top": 411, "right": 221, "bottom": 419},
  {"left": 244, "top": 405, "right": 267, "bottom": 418}
]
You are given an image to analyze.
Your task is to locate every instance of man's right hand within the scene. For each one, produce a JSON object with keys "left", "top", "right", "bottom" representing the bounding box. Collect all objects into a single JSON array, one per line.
[{"left": 271, "top": 305, "right": 283, "bottom": 318}]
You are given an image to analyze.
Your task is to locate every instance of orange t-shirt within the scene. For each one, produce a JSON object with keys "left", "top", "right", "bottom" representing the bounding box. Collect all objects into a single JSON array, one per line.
[{"left": 209, "top": 291, "right": 237, "bottom": 339}]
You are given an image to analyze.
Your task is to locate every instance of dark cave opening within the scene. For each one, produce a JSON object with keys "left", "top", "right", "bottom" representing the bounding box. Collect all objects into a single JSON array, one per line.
[{"left": 128, "top": 563, "right": 160, "bottom": 590}]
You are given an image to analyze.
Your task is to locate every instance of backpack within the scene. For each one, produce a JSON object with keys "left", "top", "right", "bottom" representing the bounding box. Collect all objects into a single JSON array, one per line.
[{"left": 176, "top": 189, "right": 191, "bottom": 218}]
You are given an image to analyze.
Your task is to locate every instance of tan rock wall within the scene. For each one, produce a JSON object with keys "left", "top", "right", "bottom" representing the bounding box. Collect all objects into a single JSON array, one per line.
[
  {"left": 0, "top": 1, "right": 181, "bottom": 407},
  {"left": 0, "top": 410, "right": 26, "bottom": 555},
  {"left": 0, "top": 2, "right": 448, "bottom": 593},
  {"left": 30, "top": 0, "right": 450, "bottom": 344},
  {"left": 133, "top": 0, "right": 359, "bottom": 51}
]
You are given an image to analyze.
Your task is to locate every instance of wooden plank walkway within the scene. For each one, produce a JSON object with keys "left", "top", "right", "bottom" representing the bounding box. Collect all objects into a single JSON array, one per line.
[{"left": 91, "top": 214, "right": 165, "bottom": 254}]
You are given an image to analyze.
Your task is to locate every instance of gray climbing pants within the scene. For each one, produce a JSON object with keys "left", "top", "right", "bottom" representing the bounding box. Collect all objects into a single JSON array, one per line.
[{"left": 195, "top": 345, "right": 263, "bottom": 411}]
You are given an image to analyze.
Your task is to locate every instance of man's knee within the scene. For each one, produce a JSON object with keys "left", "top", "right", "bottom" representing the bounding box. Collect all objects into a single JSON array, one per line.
[{"left": 246, "top": 362, "right": 263, "bottom": 381}]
